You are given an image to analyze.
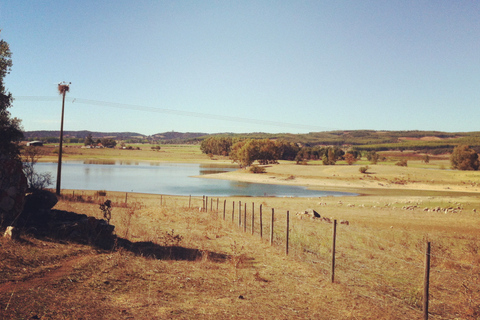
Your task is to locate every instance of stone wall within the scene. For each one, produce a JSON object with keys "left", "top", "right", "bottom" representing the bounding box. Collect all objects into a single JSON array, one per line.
[{"left": 0, "top": 158, "right": 27, "bottom": 227}]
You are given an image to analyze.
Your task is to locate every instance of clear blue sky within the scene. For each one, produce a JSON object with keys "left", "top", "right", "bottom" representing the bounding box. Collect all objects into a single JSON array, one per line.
[{"left": 1, "top": 1, "right": 479, "bottom": 135}]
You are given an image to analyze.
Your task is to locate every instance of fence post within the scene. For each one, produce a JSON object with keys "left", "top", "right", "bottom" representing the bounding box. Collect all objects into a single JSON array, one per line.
[
  {"left": 189, "top": 195, "right": 191, "bottom": 208},
  {"left": 125, "top": 192, "right": 128, "bottom": 204},
  {"left": 286, "top": 211, "right": 290, "bottom": 255},
  {"left": 232, "top": 201, "right": 235, "bottom": 222},
  {"left": 160, "top": 195, "right": 163, "bottom": 207},
  {"left": 251, "top": 203, "right": 255, "bottom": 235},
  {"left": 331, "top": 219, "right": 337, "bottom": 283},
  {"left": 423, "top": 242, "right": 431, "bottom": 320},
  {"left": 223, "top": 200, "right": 226, "bottom": 220},
  {"left": 270, "top": 208, "right": 274, "bottom": 246},
  {"left": 243, "top": 203, "right": 247, "bottom": 232},
  {"left": 217, "top": 198, "right": 219, "bottom": 213},
  {"left": 206, "top": 196, "right": 209, "bottom": 212},
  {"left": 260, "top": 204, "right": 263, "bottom": 239},
  {"left": 239, "top": 201, "right": 242, "bottom": 227},
  {"left": 210, "top": 197, "right": 213, "bottom": 212}
]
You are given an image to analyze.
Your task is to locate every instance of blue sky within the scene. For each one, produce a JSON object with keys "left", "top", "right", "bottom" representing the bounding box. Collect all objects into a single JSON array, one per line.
[{"left": 1, "top": 1, "right": 479, "bottom": 135}]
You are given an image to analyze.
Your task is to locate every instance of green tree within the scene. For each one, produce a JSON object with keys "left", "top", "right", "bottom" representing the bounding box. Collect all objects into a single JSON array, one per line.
[
  {"left": 84, "top": 133, "right": 94, "bottom": 146},
  {"left": 101, "top": 138, "right": 117, "bottom": 148},
  {"left": 0, "top": 32, "right": 23, "bottom": 159},
  {"left": 450, "top": 145, "right": 479, "bottom": 170}
]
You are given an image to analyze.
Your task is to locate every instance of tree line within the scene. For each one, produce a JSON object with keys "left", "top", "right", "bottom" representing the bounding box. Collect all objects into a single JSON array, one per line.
[{"left": 200, "top": 137, "right": 362, "bottom": 167}]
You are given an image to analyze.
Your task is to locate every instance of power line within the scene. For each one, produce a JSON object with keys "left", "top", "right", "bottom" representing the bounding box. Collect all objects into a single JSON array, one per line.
[{"left": 13, "top": 95, "right": 336, "bottom": 132}]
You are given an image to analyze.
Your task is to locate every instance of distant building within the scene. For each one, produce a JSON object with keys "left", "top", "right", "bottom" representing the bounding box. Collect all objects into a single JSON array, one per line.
[{"left": 26, "top": 141, "right": 44, "bottom": 147}]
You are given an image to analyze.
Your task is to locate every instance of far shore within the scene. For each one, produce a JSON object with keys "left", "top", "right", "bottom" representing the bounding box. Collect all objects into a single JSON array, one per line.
[{"left": 30, "top": 144, "right": 480, "bottom": 197}]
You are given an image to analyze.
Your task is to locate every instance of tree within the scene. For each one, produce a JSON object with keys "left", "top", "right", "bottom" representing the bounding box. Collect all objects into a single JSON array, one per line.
[
  {"left": 366, "top": 151, "right": 380, "bottom": 164},
  {"left": 84, "top": 133, "right": 94, "bottom": 146},
  {"left": 344, "top": 153, "right": 358, "bottom": 165},
  {"left": 22, "top": 146, "right": 52, "bottom": 190},
  {"left": 101, "top": 138, "right": 117, "bottom": 148},
  {"left": 0, "top": 31, "right": 23, "bottom": 159},
  {"left": 450, "top": 145, "right": 479, "bottom": 171}
]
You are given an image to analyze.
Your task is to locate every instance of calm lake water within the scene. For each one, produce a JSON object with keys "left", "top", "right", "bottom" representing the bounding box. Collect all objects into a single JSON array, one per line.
[{"left": 36, "top": 161, "right": 357, "bottom": 197}]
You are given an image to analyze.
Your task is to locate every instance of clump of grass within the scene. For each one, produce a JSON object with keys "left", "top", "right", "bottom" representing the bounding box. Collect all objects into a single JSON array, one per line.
[{"left": 158, "top": 229, "right": 183, "bottom": 247}]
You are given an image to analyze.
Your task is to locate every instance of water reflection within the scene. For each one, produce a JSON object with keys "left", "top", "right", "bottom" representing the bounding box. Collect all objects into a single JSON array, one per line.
[{"left": 35, "top": 161, "right": 357, "bottom": 197}]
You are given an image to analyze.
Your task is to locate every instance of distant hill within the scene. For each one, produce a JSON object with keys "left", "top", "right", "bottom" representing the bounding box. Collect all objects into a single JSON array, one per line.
[
  {"left": 22, "top": 130, "right": 480, "bottom": 153},
  {"left": 24, "top": 130, "right": 146, "bottom": 140}
]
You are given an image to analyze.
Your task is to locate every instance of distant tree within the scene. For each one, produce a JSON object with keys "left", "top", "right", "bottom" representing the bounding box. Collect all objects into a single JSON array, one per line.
[
  {"left": 84, "top": 133, "right": 94, "bottom": 146},
  {"left": 101, "top": 138, "right": 117, "bottom": 148},
  {"left": 322, "top": 147, "right": 341, "bottom": 165},
  {"left": 366, "top": 151, "right": 380, "bottom": 164},
  {"left": 450, "top": 145, "right": 479, "bottom": 170},
  {"left": 344, "top": 153, "right": 358, "bottom": 165},
  {"left": 423, "top": 154, "right": 430, "bottom": 164},
  {"left": 0, "top": 32, "right": 23, "bottom": 159}
]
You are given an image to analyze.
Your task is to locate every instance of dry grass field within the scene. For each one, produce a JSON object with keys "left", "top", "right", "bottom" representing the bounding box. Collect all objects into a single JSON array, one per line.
[{"left": 2, "top": 145, "right": 480, "bottom": 319}]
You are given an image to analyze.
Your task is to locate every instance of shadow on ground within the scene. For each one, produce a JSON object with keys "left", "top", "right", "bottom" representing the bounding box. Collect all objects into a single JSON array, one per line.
[{"left": 21, "top": 209, "right": 230, "bottom": 263}]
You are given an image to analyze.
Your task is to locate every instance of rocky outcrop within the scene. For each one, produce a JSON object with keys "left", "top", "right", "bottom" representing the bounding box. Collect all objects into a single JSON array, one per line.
[{"left": 0, "top": 158, "right": 27, "bottom": 227}]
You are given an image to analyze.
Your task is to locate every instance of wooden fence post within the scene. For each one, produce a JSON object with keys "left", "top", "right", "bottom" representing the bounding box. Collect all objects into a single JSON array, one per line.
[
  {"left": 223, "top": 200, "right": 226, "bottom": 220},
  {"left": 331, "top": 219, "right": 337, "bottom": 283},
  {"left": 251, "top": 203, "right": 255, "bottom": 235},
  {"left": 423, "top": 242, "right": 431, "bottom": 320},
  {"left": 270, "top": 208, "right": 274, "bottom": 246},
  {"left": 239, "top": 201, "right": 242, "bottom": 227},
  {"left": 286, "top": 211, "right": 290, "bottom": 255},
  {"left": 216, "top": 198, "right": 219, "bottom": 213},
  {"left": 206, "top": 196, "right": 209, "bottom": 212},
  {"left": 210, "top": 197, "right": 213, "bottom": 212},
  {"left": 260, "top": 204, "right": 263, "bottom": 239},
  {"left": 125, "top": 192, "right": 128, "bottom": 204},
  {"left": 232, "top": 201, "right": 235, "bottom": 222},
  {"left": 243, "top": 203, "right": 247, "bottom": 232},
  {"left": 189, "top": 195, "right": 191, "bottom": 208},
  {"left": 160, "top": 195, "right": 163, "bottom": 207}
]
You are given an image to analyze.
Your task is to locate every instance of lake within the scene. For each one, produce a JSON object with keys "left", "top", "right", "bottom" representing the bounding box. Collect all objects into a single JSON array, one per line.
[{"left": 35, "top": 161, "right": 357, "bottom": 197}]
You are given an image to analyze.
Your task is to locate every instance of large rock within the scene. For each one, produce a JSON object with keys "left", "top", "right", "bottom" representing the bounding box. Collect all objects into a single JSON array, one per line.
[
  {"left": 305, "top": 208, "right": 321, "bottom": 218},
  {"left": 0, "top": 158, "right": 27, "bottom": 227},
  {"left": 16, "top": 189, "right": 58, "bottom": 228}
]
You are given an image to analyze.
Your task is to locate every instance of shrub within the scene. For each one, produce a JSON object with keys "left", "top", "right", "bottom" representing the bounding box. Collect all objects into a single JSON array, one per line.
[
  {"left": 249, "top": 165, "right": 266, "bottom": 174},
  {"left": 396, "top": 160, "right": 408, "bottom": 167},
  {"left": 359, "top": 166, "right": 369, "bottom": 174}
]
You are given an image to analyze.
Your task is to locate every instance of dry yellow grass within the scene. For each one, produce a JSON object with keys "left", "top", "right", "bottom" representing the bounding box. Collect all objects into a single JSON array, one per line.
[{"left": 2, "top": 189, "right": 479, "bottom": 319}]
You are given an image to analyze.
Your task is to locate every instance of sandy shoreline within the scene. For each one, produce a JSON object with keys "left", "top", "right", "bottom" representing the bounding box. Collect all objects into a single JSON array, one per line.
[{"left": 197, "top": 169, "right": 480, "bottom": 196}]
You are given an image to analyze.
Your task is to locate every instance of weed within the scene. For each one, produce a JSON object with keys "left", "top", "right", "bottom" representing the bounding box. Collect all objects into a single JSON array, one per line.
[
  {"left": 99, "top": 200, "right": 112, "bottom": 224},
  {"left": 158, "top": 229, "right": 183, "bottom": 247}
]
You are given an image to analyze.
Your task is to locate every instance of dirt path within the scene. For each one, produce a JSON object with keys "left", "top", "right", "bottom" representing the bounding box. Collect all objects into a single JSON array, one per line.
[{"left": 0, "top": 254, "right": 92, "bottom": 294}]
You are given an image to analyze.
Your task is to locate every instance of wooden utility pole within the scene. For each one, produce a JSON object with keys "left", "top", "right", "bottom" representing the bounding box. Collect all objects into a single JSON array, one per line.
[{"left": 56, "top": 82, "right": 70, "bottom": 196}]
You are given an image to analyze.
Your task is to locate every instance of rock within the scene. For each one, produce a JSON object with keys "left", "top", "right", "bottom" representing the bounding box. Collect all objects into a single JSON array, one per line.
[
  {"left": 0, "top": 158, "right": 27, "bottom": 227},
  {"left": 3, "top": 226, "right": 18, "bottom": 240},
  {"left": 305, "top": 209, "right": 320, "bottom": 218},
  {"left": 23, "top": 190, "right": 58, "bottom": 213}
]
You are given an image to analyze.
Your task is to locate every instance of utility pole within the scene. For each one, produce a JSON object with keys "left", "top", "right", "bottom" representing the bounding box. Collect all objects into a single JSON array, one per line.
[{"left": 56, "top": 82, "right": 70, "bottom": 196}]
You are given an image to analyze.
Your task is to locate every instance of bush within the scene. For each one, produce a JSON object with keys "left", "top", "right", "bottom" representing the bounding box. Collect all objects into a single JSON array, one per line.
[
  {"left": 395, "top": 160, "right": 408, "bottom": 167},
  {"left": 249, "top": 165, "right": 266, "bottom": 174},
  {"left": 359, "top": 166, "right": 369, "bottom": 174}
]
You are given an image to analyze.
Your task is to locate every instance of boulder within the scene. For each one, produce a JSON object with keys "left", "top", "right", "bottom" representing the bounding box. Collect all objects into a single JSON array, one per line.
[
  {"left": 3, "top": 226, "right": 18, "bottom": 240},
  {"left": 305, "top": 208, "right": 321, "bottom": 218},
  {"left": 0, "top": 158, "right": 27, "bottom": 227}
]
